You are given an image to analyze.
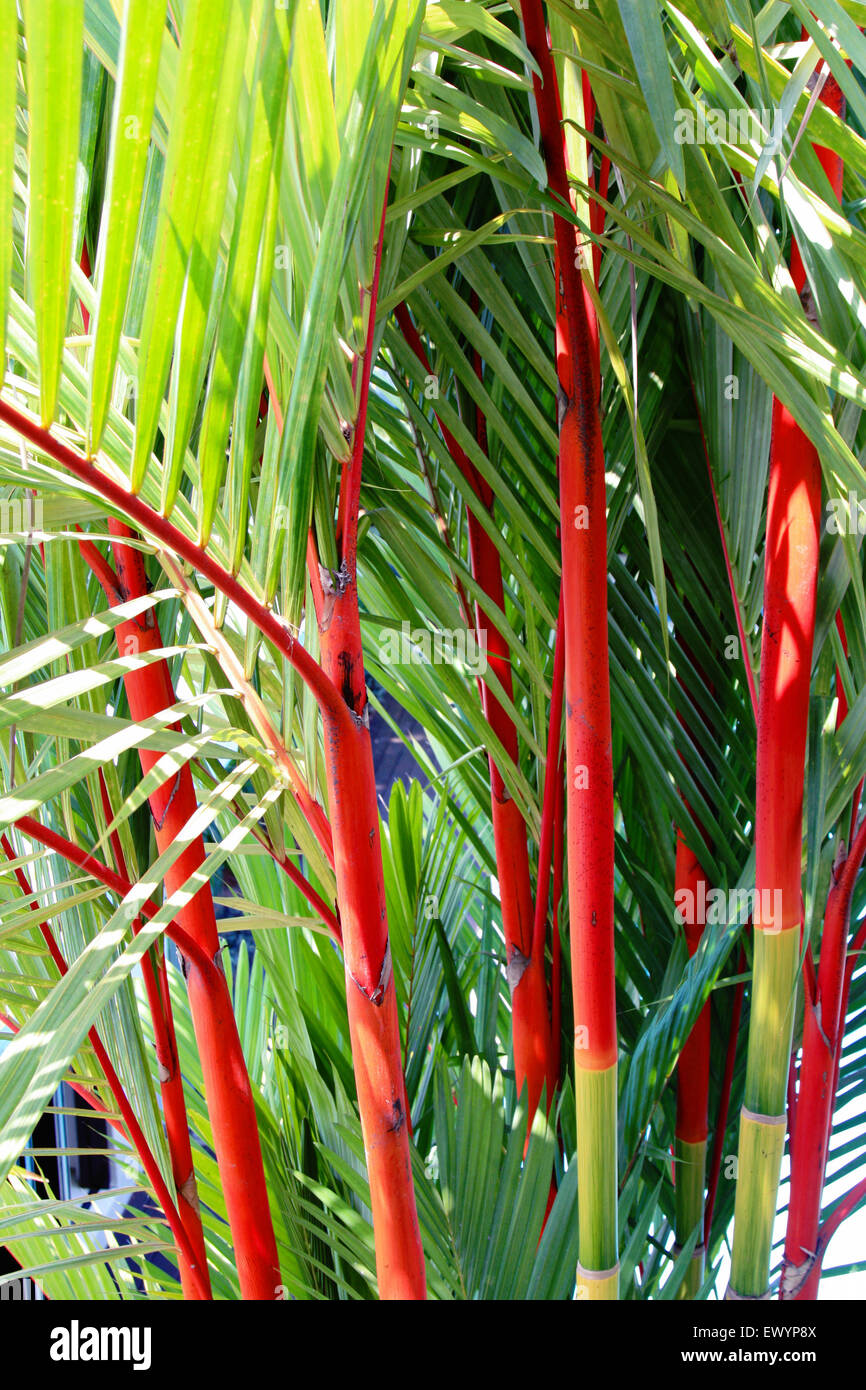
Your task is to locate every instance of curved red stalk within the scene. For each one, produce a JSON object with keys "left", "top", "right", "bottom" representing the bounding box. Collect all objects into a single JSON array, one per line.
[
  {"left": 13, "top": 811, "right": 294, "bottom": 1299},
  {"left": 1, "top": 833, "right": 211, "bottom": 1299},
  {"left": 96, "top": 767, "right": 210, "bottom": 1299},
  {"left": 0, "top": 399, "right": 352, "bottom": 732},
  {"left": 783, "top": 815, "right": 866, "bottom": 1298},
  {"left": 0, "top": 386, "right": 299, "bottom": 1298},
  {"left": 75, "top": 528, "right": 123, "bottom": 603}
]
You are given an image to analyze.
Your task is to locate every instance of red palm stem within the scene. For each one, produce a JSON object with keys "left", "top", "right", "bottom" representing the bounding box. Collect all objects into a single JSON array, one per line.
[
  {"left": 95, "top": 768, "right": 210, "bottom": 1298},
  {"left": 520, "top": 2, "right": 616, "bottom": 1296},
  {"left": 264, "top": 180, "right": 425, "bottom": 1298}
]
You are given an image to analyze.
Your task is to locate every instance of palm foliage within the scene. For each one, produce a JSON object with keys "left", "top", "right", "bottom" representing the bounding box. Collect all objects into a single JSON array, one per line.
[{"left": 0, "top": 0, "right": 865, "bottom": 1300}]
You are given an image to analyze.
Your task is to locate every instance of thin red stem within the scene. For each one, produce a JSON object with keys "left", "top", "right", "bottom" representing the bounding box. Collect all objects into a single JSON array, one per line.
[
  {"left": 395, "top": 298, "right": 553, "bottom": 1121},
  {"left": 1, "top": 1007, "right": 121, "bottom": 1127},
  {"left": 0, "top": 832, "right": 211, "bottom": 1299},
  {"left": 75, "top": 528, "right": 123, "bottom": 603},
  {"left": 14, "top": 816, "right": 220, "bottom": 977},
  {"left": 257, "top": 830, "right": 341, "bottom": 941},
  {"left": 96, "top": 768, "right": 211, "bottom": 1299},
  {"left": 0, "top": 397, "right": 351, "bottom": 735},
  {"left": 783, "top": 815, "right": 866, "bottom": 1298}
]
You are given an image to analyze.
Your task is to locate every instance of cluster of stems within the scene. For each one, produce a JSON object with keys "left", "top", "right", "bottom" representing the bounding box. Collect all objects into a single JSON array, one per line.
[
  {"left": 6, "top": 4, "right": 866, "bottom": 1308},
  {"left": 0, "top": 366, "right": 426, "bottom": 1295},
  {"left": 1, "top": 827, "right": 212, "bottom": 1298}
]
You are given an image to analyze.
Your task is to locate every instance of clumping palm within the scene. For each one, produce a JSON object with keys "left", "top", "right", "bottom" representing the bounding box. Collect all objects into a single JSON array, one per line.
[{"left": 0, "top": 0, "right": 864, "bottom": 1304}]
